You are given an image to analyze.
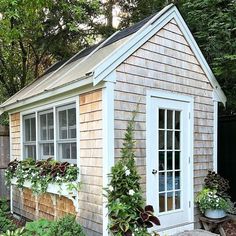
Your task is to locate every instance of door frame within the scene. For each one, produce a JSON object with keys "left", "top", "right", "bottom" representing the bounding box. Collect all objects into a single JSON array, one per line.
[{"left": 146, "top": 89, "right": 194, "bottom": 232}]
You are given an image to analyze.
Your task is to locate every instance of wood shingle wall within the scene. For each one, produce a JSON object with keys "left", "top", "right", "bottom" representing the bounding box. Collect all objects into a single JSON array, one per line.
[
  {"left": 79, "top": 90, "right": 103, "bottom": 236},
  {"left": 114, "top": 19, "right": 214, "bottom": 225},
  {"left": 10, "top": 89, "right": 103, "bottom": 236}
]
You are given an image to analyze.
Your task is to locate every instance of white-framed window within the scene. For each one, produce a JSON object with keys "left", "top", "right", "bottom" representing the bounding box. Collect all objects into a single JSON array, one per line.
[
  {"left": 57, "top": 104, "right": 77, "bottom": 164},
  {"left": 22, "top": 101, "right": 77, "bottom": 164},
  {"left": 39, "top": 110, "right": 54, "bottom": 159},
  {"left": 23, "top": 114, "right": 36, "bottom": 160}
]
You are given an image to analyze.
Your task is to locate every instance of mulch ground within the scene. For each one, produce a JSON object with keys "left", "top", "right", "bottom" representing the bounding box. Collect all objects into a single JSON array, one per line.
[{"left": 222, "top": 220, "right": 236, "bottom": 236}]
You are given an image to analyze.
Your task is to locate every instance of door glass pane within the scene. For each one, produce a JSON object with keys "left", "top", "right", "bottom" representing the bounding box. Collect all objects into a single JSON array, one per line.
[
  {"left": 167, "top": 131, "right": 173, "bottom": 150},
  {"left": 158, "top": 108, "right": 182, "bottom": 215},
  {"left": 159, "top": 151, "right": 165, "bottom": 171},
  {"left": 175, "top": 171, "right": 180, "bottom": 190},
  {"left": 159, "top": 172, "right": 165, "bottom": 192},
  {"left": 175, "top": 131, "right": 180, "bottom": 150},
  {"left": 159, "top": 193, "right": 165, "bottom": 212},
  {"left": 175, "top": 111, "right": 180, "bottom": 130},
  {"left": 167, "top": 151, "right": 172, "bottom": 170},
  {"left": 159, "top": 130, "right": 165, "bottom": 150},
  {"left": 167, "top": 192, "right": 173, "bottom": 211},
  {"left": 159, "top": 109, "right": 165, "bottom": 129},
  {"left": 167, "top": 172, "right": 173, "bottom": 191},
  {"left": 175, "top": 151, "right": 180, "bottom": 170},
  {"left": 175, "top": 191, "right": 181, "bottom": 209},
  {"left": 167, "top": 110, "right": 173, "bottom": 129}
]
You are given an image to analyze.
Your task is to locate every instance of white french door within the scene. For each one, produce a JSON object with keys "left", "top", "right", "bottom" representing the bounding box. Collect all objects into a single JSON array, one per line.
[{"left": 147, "top": 92, "right": 193, "bottom": 232}]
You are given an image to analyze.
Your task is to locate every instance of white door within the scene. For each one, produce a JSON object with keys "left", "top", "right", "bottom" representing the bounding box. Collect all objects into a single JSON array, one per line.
[{"left": 147, "top": 93, "right": 193, "bottom": 232}]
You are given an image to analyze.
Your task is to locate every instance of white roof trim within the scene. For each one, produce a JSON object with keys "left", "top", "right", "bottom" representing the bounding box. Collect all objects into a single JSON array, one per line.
[{"left": 92, "top": 5, "right": 226, "bottom": 105}]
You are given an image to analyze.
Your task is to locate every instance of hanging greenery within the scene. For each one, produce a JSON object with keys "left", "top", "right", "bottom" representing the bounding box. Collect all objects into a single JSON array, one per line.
[{"left": 5, "top": 158, "right": 79, "bottom": 195}]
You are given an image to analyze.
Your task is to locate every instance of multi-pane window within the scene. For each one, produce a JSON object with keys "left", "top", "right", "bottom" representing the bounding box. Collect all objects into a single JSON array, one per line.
[
  {"left": 39, "top": 110, "right": 54, "bottom": 159},
  {"left": 158, "top": 109, "right": 181, "bottom": 213},
  {"left": 57, "top": 104, "right": 77, "bottom": 163},
  {"left": 22, "top": 102, "right": 77, "bottom": 164},
  {"left": 23, "top": 114, "right": 36, "bottom": 160}
]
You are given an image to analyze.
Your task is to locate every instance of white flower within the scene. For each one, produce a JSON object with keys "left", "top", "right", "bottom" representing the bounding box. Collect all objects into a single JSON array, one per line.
[
  {"left": 125, "top": 169, "right": 131, "bottom": 176},
  {"left": 109, "top": 186, "right": 114, "bottom": 192},
  {"left": 123, "top": 166, "right": 128, "bottom": 171},
  {"left": 128, "top": 189, "right": 135, "bottom": 196}
]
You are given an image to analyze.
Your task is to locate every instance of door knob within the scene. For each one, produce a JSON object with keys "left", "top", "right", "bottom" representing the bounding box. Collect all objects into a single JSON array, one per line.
[{"left": 152, "top": 169, "right": 157, "bottom": 174}]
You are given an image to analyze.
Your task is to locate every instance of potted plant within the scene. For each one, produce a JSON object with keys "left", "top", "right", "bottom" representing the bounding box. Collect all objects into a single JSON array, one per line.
[
  {"left": 196, "top": 188, "right": 230, "bottom": 218},
  {"left": 195, "top": 171, "right": 236, "bottom": 219}
]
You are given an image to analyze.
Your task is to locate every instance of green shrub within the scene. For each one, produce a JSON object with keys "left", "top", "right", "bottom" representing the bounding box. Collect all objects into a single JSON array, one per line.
[
  {"left": 1, "top": 228, "right": 25, "bottom": 236},
  {"left": 106, "top": 111, "right": 160, "bottom": 235},
  {"left": 0, "top": 211, "right": 16, "bottom": 234},
  {"left": 23, "top": 219, "right": 53, "bottom": 236},
  {"left": 49, "top": 215, "right": 85, "bottom": 236}
]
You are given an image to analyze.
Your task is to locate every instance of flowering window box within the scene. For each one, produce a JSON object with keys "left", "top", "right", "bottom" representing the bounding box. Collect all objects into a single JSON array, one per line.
[
  {"left": 11, "top": 177, "right": 79, "bottom": 211},
  {"left": 6, "top": 159, "right": 80, "bottom": 212}
]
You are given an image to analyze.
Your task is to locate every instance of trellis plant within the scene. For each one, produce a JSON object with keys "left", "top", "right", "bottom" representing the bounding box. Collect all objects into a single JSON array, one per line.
[
  {"left": 5, "top": 158, "right": 79, "bottom": 195},
  {"left": 106, "top": 111, "right": 160, "bottom": 236}
]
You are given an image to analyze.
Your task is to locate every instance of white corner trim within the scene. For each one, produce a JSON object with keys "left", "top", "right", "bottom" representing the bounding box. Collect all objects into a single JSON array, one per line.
[
  {"left": 213, "top": 101, "right": 218, "bottom": 172},
  {"left": 102, "top": 80, "right": 115, "bottom": 236}
]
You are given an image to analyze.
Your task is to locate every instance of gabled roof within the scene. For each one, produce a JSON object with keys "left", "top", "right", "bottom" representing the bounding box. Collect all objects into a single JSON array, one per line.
[{"left": 0, "top": 4, "right": 226, "bottom": 114}]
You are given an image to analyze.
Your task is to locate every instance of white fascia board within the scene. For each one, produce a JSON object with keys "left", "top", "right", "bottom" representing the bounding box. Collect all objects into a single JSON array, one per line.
[
  {"left": 93, "top": 6, "right": 226, "bottom": 105},
  {"left": 0, "top": 76, "right": 93, "bottom": 114}
]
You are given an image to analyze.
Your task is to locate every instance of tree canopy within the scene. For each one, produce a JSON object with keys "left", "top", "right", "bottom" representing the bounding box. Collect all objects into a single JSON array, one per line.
[{"left": 0, "top": 0, "right": 100, "bottom": 98}]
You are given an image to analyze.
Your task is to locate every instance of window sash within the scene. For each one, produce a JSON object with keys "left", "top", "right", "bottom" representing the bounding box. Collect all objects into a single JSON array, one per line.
[
  {"left": 57, "top": 103, "right": 77, "bottom": 162},
  {"left": 39, "top": 110, "right": 54, "bottom": 159},
  {"left": 22, "top": 102, "right": 77, "bottom": 164}
]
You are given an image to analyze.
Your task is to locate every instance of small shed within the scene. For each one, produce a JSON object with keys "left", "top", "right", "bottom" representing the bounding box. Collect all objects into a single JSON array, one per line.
[{"left": 0, "top": 4, "right": 226, "bottom": 236}]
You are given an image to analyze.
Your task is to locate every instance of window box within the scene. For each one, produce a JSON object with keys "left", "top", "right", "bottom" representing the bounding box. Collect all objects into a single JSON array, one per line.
[{"left": 11, "top": 177, "right": 79, "bottom": 211}]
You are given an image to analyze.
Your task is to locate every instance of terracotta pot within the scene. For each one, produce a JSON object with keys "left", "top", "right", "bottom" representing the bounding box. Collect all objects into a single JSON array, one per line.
[{"left": 205, "top": 209, "right": 226, "bottom": 219}]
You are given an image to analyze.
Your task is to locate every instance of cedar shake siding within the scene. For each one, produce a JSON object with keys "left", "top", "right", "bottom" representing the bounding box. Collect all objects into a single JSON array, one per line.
[
  {"left": 10, "top": 89, "right": 103, "bottom": 236},
  {"left": 114, "top": 19, "right": 214, "bottom": 225}
]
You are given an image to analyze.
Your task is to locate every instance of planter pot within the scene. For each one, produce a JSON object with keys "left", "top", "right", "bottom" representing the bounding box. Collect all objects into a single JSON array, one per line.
[{"left": 205, "top": 209, "right": 226, "bottom": 219}]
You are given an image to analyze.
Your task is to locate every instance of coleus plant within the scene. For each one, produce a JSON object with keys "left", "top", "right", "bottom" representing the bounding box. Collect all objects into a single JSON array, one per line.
[{"left": 5, "top": 158, "right": 79, "bottom": 194}]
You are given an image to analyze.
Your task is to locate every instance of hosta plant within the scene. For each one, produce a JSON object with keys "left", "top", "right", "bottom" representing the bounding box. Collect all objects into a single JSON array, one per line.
[
  {"left": 106, "top": 111, "right": 160, "bottom": 235},
  {"left": 5, "top": 158, "right": 79, "bottom": 195}
]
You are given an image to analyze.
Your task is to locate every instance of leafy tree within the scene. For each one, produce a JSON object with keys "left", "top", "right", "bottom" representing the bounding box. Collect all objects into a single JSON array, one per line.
[
  {"left": 180, "top": 0, "right": 236, "bottom": 113},
  {"left": 0, "top": 0, "right": 100, "bottom": 98}
]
